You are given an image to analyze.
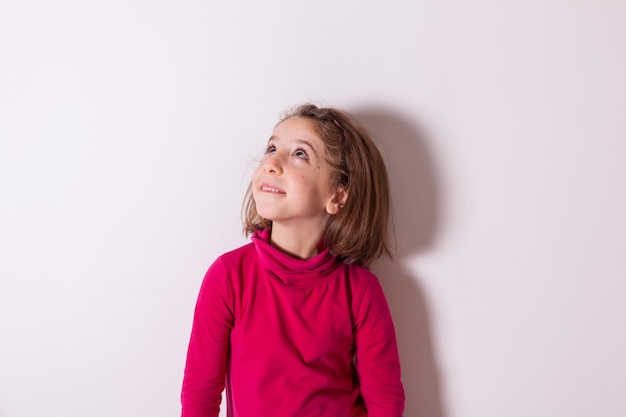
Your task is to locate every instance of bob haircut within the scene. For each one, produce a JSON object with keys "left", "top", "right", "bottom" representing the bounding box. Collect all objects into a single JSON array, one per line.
[{"left": 243, "top": 103, "right": 393, "bottom": 267}]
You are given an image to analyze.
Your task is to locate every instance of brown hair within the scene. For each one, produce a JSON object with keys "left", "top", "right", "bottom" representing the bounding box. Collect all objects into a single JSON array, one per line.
[{"left": 243, "top": 103, "right": 393, "bottom": 266}]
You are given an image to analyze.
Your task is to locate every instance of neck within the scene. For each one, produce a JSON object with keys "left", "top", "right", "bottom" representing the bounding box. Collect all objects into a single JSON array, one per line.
[{"left": 269, "top": 222, "right": 326, "bottom": 260}]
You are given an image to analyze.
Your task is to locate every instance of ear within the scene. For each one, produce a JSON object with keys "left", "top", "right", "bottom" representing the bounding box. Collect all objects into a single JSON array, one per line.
[{"left": 326, "top": 187, "right": 348, "bottom": 215}]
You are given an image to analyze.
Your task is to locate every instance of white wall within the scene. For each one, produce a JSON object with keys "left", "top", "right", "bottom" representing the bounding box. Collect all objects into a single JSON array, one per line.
[{"left": 1, "top": 1, "right": 625, "bottom": 416}]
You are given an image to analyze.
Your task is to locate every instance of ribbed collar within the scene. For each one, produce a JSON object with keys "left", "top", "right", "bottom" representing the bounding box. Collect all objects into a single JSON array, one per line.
[{"left": 252, "top": 228, "right": 341, "bottom": 286}]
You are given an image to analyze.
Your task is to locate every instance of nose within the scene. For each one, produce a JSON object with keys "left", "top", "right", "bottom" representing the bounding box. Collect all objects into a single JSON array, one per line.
[{"left": 264, "top": 153, "right": 283, "bottom": 174}]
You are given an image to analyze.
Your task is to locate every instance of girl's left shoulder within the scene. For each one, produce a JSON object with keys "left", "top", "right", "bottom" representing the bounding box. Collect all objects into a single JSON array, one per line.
[{"left": 344, "top": 262, "right": 381, "bottom": 288}]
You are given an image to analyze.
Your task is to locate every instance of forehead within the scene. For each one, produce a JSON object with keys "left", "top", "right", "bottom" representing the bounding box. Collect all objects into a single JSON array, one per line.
[{"left": 271, "top": 117, "right": 323, "bottom": 148}]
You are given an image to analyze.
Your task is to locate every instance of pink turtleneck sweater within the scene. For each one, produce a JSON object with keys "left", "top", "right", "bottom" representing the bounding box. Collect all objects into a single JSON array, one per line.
[{"left": 181, "top": 229, "right": 404, "bottom": 417}]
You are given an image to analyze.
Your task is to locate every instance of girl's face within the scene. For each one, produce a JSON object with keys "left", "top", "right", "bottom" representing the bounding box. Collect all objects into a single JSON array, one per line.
[{"left": 252, "top": 116, "right": 346, "bottom": 232}]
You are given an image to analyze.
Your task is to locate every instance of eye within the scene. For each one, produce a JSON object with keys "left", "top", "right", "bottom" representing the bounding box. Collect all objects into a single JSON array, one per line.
[
  {"left": 265, "top": 144, "right": 276, "bottom": 154},
  {"left": 294, "top": 148, "right": 309, "bottom": 160}
]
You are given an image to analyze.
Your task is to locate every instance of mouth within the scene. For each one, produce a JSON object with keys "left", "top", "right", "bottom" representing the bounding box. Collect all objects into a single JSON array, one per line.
[{"left": 260, "top": 184, "right": 286, "bottom": 194}]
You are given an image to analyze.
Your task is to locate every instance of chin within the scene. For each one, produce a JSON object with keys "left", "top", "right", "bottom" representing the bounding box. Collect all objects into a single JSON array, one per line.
[{"left": 254, "top": 207, "right": 277, "bottom": 222}]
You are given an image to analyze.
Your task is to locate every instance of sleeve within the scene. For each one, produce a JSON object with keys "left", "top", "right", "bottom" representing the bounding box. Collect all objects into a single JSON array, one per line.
[
  {"left": 181, "top": 257, "right": 235, "bottom": 417},
  {"left": 354, "top": 277, "right": 405, "bottom": 417}
]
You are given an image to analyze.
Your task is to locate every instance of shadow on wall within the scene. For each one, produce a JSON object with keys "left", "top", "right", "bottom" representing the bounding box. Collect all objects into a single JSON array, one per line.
[{"left": 353, "top": 107, "right": 446, "bottom": 417}]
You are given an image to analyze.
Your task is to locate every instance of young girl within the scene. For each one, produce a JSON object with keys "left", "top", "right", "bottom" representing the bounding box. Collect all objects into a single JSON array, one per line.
[{"left": 181, "top": 104, "right": 405, "bottom": 417}]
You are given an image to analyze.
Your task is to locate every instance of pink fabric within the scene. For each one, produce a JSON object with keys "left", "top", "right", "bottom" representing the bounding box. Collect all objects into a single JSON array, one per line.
[{"left": 181, "top": 229, "right": 404, "bottom": 417}]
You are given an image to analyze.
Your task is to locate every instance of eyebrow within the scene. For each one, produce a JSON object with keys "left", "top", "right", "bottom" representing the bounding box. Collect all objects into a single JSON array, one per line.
[{"left": 267, "top": 136, "right": 319, "bottom": 155}]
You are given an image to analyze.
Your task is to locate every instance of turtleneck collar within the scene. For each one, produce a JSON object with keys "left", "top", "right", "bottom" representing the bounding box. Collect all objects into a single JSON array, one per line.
[{"left": 252, "top": 228, "right": 341, "bottom": 285}]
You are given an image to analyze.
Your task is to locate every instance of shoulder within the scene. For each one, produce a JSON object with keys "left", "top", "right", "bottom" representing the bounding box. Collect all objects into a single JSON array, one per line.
[
  {"left": 337, "top": 263, "right": 386, "bottom": 311},
  {"left": 345, "top": 262, "right": 379, "bottom": 288},
  {"left": 199, "top": 242, "right": 256, "bottom": 300},
  {"left": 202, "top": 241, "right": 256, "bottom": 283},
  {"left": 343, "top": 263, "right": 391, "bottom": 315},
  {"left": 215, "top": 241, "right": 256, "bottom": 266}
]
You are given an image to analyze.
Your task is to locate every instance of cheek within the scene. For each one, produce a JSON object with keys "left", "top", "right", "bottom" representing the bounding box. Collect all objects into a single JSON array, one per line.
[{"left": 251, "top": 165, "right": 263, "bottom": 184}]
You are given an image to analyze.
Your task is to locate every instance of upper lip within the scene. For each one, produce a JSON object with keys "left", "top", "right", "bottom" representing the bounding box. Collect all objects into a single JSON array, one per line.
[{"left": 260, "top": 183, "right": 285, "bottom": 193}]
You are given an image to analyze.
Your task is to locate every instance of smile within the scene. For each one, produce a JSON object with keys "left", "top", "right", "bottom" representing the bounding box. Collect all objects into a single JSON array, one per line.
[{"left": 260, "top": 184, "right": 285, "bottom": 194}]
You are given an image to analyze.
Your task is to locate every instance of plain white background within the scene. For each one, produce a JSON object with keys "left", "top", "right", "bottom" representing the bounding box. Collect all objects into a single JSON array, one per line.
[{"left": 1, "top": 1, "right": 625, "bottom": 416}]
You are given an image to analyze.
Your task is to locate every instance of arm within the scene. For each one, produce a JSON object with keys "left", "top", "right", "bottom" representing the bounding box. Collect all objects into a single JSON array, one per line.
[
  {"left": 181, "top": 258, "right": 234, "bottom": 417},
  {"left": 354, "top": 277, "right": 405, "bottom": 417}
]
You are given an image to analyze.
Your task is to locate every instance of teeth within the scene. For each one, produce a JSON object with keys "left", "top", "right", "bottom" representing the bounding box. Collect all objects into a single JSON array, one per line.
[{"left": 262, "top": 185, "right": 283, "bottom": 193}]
